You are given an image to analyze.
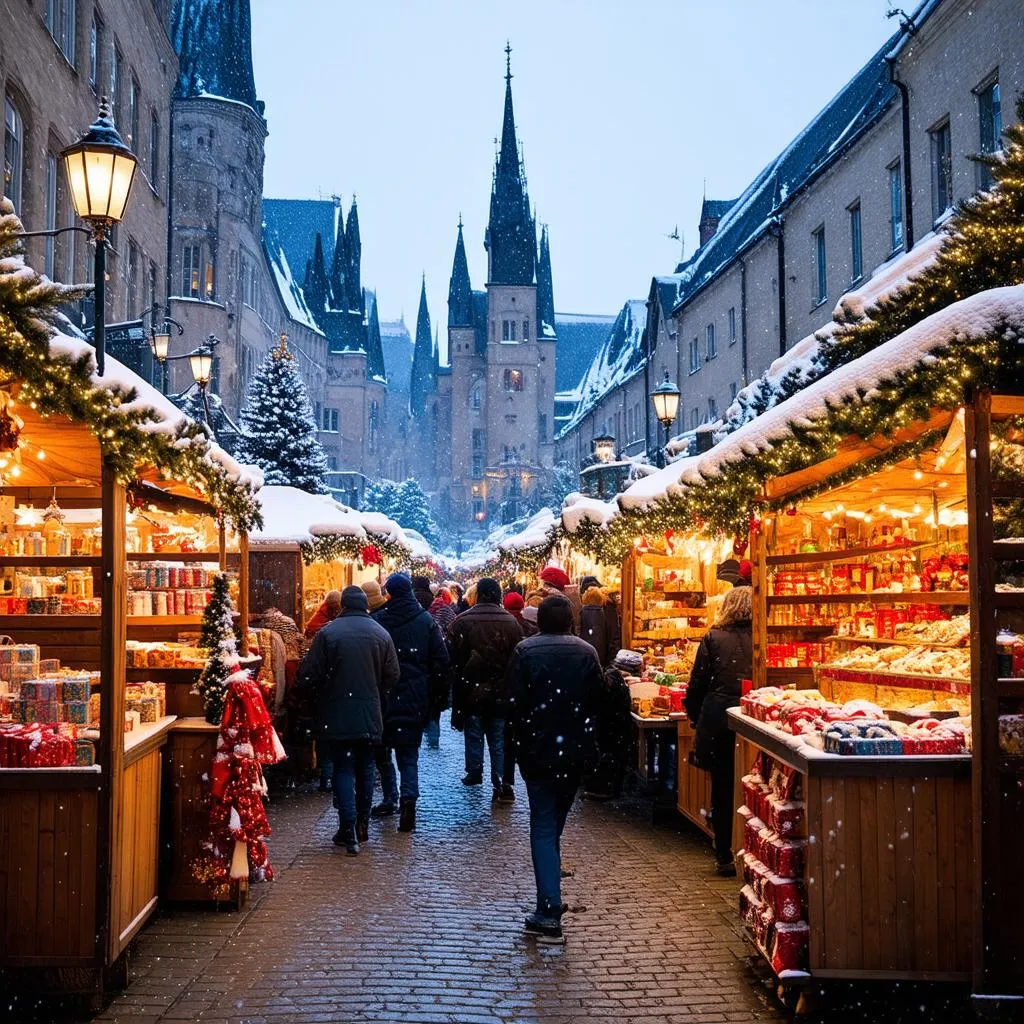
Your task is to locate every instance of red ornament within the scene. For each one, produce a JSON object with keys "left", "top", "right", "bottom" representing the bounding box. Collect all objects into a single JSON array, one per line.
[
  {"left": 785, "top": 505, "right": 798, "bottom": 517},
  {"left": 733, "top": 536, "right": 749, "bottom": 557},
  {"left": 360, "top": 544, "right": 383, "bottom": 566}
]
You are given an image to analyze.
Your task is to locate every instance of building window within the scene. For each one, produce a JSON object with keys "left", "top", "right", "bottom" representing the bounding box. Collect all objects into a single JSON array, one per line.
[
  {"left": 501, "top": 319, "right": 517, "bottom": 342},
  {"left": 45, "top": 0, "right": 76, "bottom": 64},
  {"left": 149, "top": 110, "right": 160, "bottom": 189},
  {"left": 89, "top": 13, "right": 101, "bottom": 88},
  {"left": 204, "top": 260, "right": 215, "bottom": 299},
  {"left": 4, "top": 95, "right": 24, "bottom": 214},
  {"left": 503, "top": 368, "right": 524, "bottom": 392},
  {"left": 128, "top": 77, "right": 139, "bottom": 149},
  {"left": 812, "top": 226, "right": 827, "bottom": 305},
  {"left": 472, "top": 497, "right": 485, "bottom": 518},
  {"left": 688, "top": 337, "right": 700, "bottom": 374},
  {"left": 730, "top": 381, "right": 738, "bottom": 402},
  {"left": 728, "top": 307, "right": 736, "bottom": 345},
  {"left": 369, "top": 401, "right": 379, "bottom": 453},
  {"left": 61, "top": 160, "right": 77, "bottom": 280},
  {"left": 470, "top": 382, "right": 482, "bottom": 410},
  {"left": 331, "top": 409, "right": 339, "bottom": 433},
  {"left": 930, "top": 118, "right": 953, "bottom": 222},
  {"left": 182, "top": 245, "right": 201, "bottom": 297},
  {"left": 111, "top": 47, "right": 123, "bottom": 130},
  {"left": 328, "top": 455, "right": 338, "bottom": 472},
  {"left": 977, "top": 78, "right": 1002, "bottom": 190},
  {"left": 708, "top": 396, "right": 718, "bottom": 421},
  {"left": 848, "top": 201, "right": 863, "bottom": 283},
  {"left": 523, "top": 318, "right": 530, "bottom": 341},
  {"left": 690, "top": 407, "right": 699, "bottom": 430},
  {"left": 706, "top": 323, "right": 716, "bottom": 360},
  {"left": 44, "top": 154, "right": 57, "bottom": 278},
  {"left": 504, "top": 414, "right": 518, "bottom": 425},
  {"left": 889, "top": 161, "right": 904, "bottom": 252},
  {"left": 314, "top": 401, "right": 321, "bottom": 426},
  {"left": 125, "top": 239, "right": 139, "bottom": 320},
  {"left": 147, "top": 260, "right": 157, "bottom": 313}
]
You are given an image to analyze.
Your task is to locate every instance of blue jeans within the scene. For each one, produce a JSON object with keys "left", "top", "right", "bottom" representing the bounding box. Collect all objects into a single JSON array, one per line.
[
  {"left": 525, "top": 774, "right": 580, "bottom": 918},
  {"left": 465, "top": 714, "right": 504, "bottom": 787},
  {"left": 424, "top": 714, "right": 441, "bottom": 749},
  {"left": 329, "top": 742, "right": 375, "bottom": 829},
  {"left": 378, "top": 742, "right": 421, "bottom": 802}
]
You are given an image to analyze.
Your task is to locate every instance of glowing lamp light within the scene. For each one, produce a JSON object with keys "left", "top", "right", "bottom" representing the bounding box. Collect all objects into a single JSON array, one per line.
[
  {"left": 649, "top": 371, "right": 681, "bottom": 427},
  {"left": 592, "top": 432, "right": 616, "bottom": 464},
  {"left": 189, "top": 348, "right": 214, "bottom": 387},
  {"left": 61, "top": 98, "right": 138, "bottom": 228},
  {"left": 151, "top": 329, "right": 171, "bottom": 362}
]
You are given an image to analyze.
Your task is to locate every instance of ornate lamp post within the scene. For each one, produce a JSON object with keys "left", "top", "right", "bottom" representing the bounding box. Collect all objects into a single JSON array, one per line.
[
  {"left": 592, "top": 432, "right": 616, "bottom": 464},
  {"left": 649, "top": 371, "right": 681, "bottom": 469},
  {"left": 60, "top": 98, "right": 138, "bottom": 376}
]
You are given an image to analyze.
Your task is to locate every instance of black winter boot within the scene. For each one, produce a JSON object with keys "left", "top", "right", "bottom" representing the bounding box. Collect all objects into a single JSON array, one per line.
[
  {"left": 398, "top": 798, "right": 417, "bottom": 833},
  {"left": 356, "top": 816, "right": 369, "bottom": 844},
  {"left": 334, "top": 824, "right": 359, "bottom": 855}
]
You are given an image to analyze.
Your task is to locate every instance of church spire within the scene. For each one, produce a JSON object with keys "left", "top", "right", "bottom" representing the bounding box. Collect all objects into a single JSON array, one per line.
[
  {"left": 329, "top": 206, "right": 348, "bottom": 312},
  {"left": 170, "top": 0, "right": 260, "bottom": 113},
  {"left": 537, "top": 224, "right": 556, "bottom": 337},
  {"left": 447, "top": 217, "right": 474, "bottom": 328},
  {"left": 366, "top": 292, "right": 386, "bottom": 382},
  {"left": 485, "top": 44, "right": 535, "bottom": 286},
  {"left": 410, "top": 276, "right": 434, "bottom": 417},
  {"left": 304, "top": 232, "right": 329, "bottom": 314},
  {"left": 345, "top": 197, "right": 362, "bottom": 314}
]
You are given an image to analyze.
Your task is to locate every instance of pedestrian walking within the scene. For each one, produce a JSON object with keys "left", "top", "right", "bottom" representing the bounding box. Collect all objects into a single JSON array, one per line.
[
  {"left": 503, "top": 591, "right": 537, "bottom": 636},
  {"left": 579, "top": 586, "right": 617, "bottom": 667},
  {"left": 424, "top": 587, "right": 457, "bottom": 750},
  {"left": 527, "top": 565, "right": 581, "bottom": 633},
  {"left": 360, "top": 579, "right": 388, "bottom": 612},
  {"left": 582, "top": 649, "right": 637, "bottom": 799},
  {"left": 448, "top": 577, "right": 522, "bottom": 799},
  {"left": 506, "top": 594, "right": 604, "bottom": 944},
  {"left": 411, "top": 574, "right": 435, "bottom": 611},
  {"left": 684, "top": 585, "right": 753, "bottom": 875},
  {"left": 372, "top": 573, "right": 450, "bottom": 832},
  {"left": 304, "top": 589, "right": 341, "bottom": 639},
  {"left": 297, "top": 586, "right": 399, "bottom": 855}
]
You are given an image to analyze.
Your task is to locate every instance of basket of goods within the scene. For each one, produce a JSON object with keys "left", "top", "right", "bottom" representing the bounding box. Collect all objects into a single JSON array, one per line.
[{"left": 822, "top": 719, "right": 902, "bottom": 755}]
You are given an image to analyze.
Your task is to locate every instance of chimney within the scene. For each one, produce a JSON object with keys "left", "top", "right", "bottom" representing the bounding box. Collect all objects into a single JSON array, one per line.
[{"left": 698, "top": 198, "right": 734, "bottom": 248}]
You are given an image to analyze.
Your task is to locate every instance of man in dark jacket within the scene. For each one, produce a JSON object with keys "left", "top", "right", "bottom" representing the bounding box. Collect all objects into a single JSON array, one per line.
[
  {"left": 372, "top": 573, "right": 450, "bottom": 832},
  {"left": 411, "top": 575, "right": 434, "bottom": 611},
  {"left": 298, "top": 586, "right": 399, "bottom": 855},
  {"left": 448, "top": 577, "right": 522, "bottom": 797},
  {"left": 506, "top": 595, "right": 603, "bottom": 945}
]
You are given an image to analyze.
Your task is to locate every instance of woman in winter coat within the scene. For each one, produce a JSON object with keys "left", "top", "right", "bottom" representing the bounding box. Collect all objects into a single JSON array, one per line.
[
  {"left": 371, "top": 573, "right": 450, "bottom": 832},
  {"left": 428, "top": 587, "right": 458, "bottom": 636},
  {"left": 684, "top": 586, "right": 753, "bottom": 875},
  {"left": 579, "top": 587, "right": 617, "bottom": 667}
]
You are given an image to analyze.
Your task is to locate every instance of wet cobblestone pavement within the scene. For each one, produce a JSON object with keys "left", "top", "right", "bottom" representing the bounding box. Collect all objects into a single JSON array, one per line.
[{"left": 86, "top": 716, "right": 782, "bottom": 1024}]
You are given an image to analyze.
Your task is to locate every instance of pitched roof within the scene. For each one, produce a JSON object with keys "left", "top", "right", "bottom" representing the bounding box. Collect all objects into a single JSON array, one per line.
[
  {"left": 380, "top": 319, "right": 414, "bottom": 395},
  {"left": 700, "top": 198, "right": 737, "bottom": 222},
  {"left": 262, "top": 199, "right": 338, "bottom": 291},
  {"left": 672, "top": 28, "right": 901, "bottom": 312},
  {"left": 554, "top": 312, "right": 617, "bottom": 393},
  {"left": 261, "top": 229, "right": 324, "bottom": 337}
]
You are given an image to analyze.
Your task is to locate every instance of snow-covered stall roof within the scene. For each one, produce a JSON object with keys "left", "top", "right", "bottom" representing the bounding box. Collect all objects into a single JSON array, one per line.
[
  {"left": 561, "top": 494, "right": 620, "bottom": 533},
  {"left": 250, "top": 486, "right": 366, "bottom": 547},
  {"left": 623, "top": 284, "right": 1024, "bottom": 511},
  {"left": 497, "top": 509, "right": 558, "bottom": 553}
]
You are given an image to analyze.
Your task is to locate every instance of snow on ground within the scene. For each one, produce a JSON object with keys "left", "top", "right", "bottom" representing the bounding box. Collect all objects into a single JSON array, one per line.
[{"left": 625, "top": 284, "right": 1024, "bottom": 510}]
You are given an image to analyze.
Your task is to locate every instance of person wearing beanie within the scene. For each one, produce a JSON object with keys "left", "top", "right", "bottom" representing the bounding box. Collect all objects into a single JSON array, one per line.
[
  {"left": 411, "top": 574, "right": 434, "bottom": 611},
  {"left": 304, "top": 589, "right": 342, "bottom": 639},
  {"left": 297, "top": 586, "right": 399, "bottom": 856},
  {"left": 502, "top": 590, "right": 536, "bottom": 637},
  {"left": 360, "top": 579, "right": 388, "bottom": 613},
  {"left": 448, "top": 577, "right": 523, "bottom": 798},
  {"left": 506, "top": 595, "right": 604, "bottom": 945},
  {"left": 528, "top": 565, "right": 581, "bottom": 634},
  {"left": 368, "top": 573, "right": 450, "bottom": 833}
]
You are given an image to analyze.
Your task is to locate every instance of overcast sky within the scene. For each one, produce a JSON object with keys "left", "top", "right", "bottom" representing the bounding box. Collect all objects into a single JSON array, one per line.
[{"left": 252, "top": 1, "right": 900, "bottom": 348}]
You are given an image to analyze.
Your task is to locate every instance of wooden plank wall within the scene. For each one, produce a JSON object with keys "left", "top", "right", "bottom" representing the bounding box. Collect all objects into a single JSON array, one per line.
[
  {"left": 676, "top": 720, "right": 714, "bottom": 838},
  {"left": 805, "top": 772, "right": 973, "bottom": 979},
  {"left": 110, "top": 747, "right": 162, "bottom": 957},
  {"left": 0, "top": 786, "right": 99, "bottom": 964},
  {"left": 2, "top": 621, "right": 102, "bottom": 670}
]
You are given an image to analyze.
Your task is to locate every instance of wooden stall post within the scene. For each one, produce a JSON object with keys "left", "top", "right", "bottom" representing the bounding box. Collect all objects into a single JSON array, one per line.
[
  {"left": 238, "top": 531, "right": 250, "bottom": 651},
  {"left": 97, "top": 464, "right": 127, "bottom": 966},
  {"left": 621, "top": 552, "right": 636, "bottom": 649},
  {"left": 751, "top": 521, "right": 768, "bottom": 691}
]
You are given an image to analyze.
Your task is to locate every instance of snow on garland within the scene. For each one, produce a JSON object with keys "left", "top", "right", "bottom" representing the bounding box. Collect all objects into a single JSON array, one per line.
[{"left": 0, "top": 199, "right": 263, "bottom": 532}]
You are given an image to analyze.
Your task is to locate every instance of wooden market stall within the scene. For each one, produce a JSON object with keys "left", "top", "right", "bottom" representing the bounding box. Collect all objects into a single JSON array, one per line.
[
  {"left": 0, "top": 369, "right": 258, "bottom": 1002},
  {"left": 726, "top": 390, "right": 1024, "bottom": 1002}
]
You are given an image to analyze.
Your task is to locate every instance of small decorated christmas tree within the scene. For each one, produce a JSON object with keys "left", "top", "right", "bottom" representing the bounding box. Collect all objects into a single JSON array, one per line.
[
  {"left": 236, "top": 335, "right": 328, "bottom": 492},
  {"left": 195, "top": 571, "right": 236, "bottom": 725}
]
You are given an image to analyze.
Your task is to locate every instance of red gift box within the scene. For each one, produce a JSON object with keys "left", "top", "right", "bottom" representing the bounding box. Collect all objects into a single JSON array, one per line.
[{"left": 771, "top": 921, "right": 809, "bottom": 975}]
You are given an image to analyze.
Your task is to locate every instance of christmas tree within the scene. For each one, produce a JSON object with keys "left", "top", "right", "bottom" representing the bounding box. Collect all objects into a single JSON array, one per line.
[
  {"left": 362, "top": 477, "right": 439, "bottom": 545},
  {"left": 195, "top": 571, "right": 237, "bottom": 725},
  {"left": 236, "top": 336, "right": 328, "bottom": 493}
]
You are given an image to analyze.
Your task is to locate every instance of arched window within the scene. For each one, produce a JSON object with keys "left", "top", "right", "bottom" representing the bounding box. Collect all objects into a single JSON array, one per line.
[
  {"left": 470, "top": 381, "right": 483, "bottom": 410},
  {"left": 4, "top": 95, "right": 24, "bottom": 212}
]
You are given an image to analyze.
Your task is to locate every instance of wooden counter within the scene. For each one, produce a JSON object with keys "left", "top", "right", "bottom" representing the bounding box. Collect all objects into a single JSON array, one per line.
[
  {"left": 728, "top": 710, "right": 973, "bottom": 983},
  {"left": 675, "top": 718, "right": 713, "bottom": 838}
]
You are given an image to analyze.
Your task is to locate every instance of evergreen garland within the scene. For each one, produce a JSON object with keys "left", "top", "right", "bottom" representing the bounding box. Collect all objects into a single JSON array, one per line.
[
  {"left": 300, "top": 532, "right": 406, "bottom": 567},
  {"left": 194, "top": 572, "right": 238, "bottom": 725},
  {"left": 236, "top": 337, "right": 329, "bottom": 493},
  {"left": 0, "top": 199, "right": 262, "bottom": 531}
]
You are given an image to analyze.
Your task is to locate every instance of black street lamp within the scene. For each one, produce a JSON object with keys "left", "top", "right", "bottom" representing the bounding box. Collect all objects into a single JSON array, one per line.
[
  {"left": 649, "top": 371, "right": 681, "bottom": 469},
  {"left": 140, "top": 303, "right": 184, "bottom": 394},
  {"left": 60, "top": 98, "right": 138, "bottom": 376}
]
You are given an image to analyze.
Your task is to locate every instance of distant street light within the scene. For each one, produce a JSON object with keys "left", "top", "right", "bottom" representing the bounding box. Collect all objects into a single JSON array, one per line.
[
  {"left": 592, "top": 432, "right": 616, "bottom": 464},
  {"left": 649, "top": 371, "right": 681, "bottom": 469}
]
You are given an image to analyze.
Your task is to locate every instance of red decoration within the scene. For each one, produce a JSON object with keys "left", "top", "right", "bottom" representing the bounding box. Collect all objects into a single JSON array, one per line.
[
  {"left": 360, "top": 544, "right": 383, "bottom": 566},
  {"left": 193, "top": 666, "right": 286, "bottom": 897},
  {"left": 732, "top": 536, "right": 749, "bottom": 557},
  {"left": 785, "top": 505, "right": 798, "bottom": 517}
]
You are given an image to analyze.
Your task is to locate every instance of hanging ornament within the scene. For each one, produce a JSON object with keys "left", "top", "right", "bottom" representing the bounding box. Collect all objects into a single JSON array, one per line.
[
  {"left": 43, "top": 489, "right": 66, "bottom": 525},
  {"left": 360, "top": 543, "right": 383, "bottom": 567},
  {"left": 0, "top": 392, "right": 23, "bottom": 453},
  {"left": 785, "top": 505, "right": 799, "bottom": 517},
  {"left": 732, "top": 536, "right": 749, "bottom": 557}
]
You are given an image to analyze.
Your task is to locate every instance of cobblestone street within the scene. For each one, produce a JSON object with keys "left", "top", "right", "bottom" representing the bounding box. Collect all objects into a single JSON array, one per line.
[{"left": 89, "top": 718, "right": 782, "bottom": 1024}]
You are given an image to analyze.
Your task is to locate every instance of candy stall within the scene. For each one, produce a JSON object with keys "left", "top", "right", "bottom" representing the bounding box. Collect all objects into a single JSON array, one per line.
[
  {"left": 727, "top": 391, "right": 1024, "bottom": 1002},
  {"left": 0, "top": 353, "right": 260, "bottom": 1004}
]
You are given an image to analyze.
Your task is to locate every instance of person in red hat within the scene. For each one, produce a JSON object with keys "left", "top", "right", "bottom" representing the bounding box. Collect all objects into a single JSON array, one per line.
[
  {"left": 503, "top": 590, "right": 537, "bottom": 637},
  {"left": 528, "top": 565, "right": 581, "bottom": 633}
]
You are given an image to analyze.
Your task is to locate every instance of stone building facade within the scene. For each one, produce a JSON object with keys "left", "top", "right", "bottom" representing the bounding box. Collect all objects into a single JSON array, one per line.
[
  {"left": 557, "top": 0, "right": 1024, "bottom": 467},
  {"left": 1, "top": 0, "right": 176, "bottom": 329}
]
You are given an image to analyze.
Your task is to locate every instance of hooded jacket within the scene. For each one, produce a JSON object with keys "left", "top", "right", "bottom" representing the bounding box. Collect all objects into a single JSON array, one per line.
[
  {"left": 448, "top": 602, "right": 523, "bottom": 716},
  {"left": 579, "top": 587, "right": 619, "bottom": 667},
  {"left": 373, "top": 579, "right": 450, "bottom": 744},
  {"left": 298, "top": 609, "right": 399, "bottom": 743}
]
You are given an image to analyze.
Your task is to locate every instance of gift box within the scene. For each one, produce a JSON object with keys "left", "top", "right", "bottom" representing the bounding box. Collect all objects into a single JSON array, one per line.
[
  {"left": 74, "top": 739, "right": 95, "bottom": 766},
  {"left": 770, "top": 921, "right": 809, "bottom": 975},
  {"left": 63, "top": 701, "right": 89, "bottom": 724},
  {"left": 767, "top": 796, "right": 805, "bottom": 838},
  {"left": 764, "top": 873, "right": 804, "bottom": 924},
  {"left": 60, "top": 678, "right": 91, "bottom": 702}
]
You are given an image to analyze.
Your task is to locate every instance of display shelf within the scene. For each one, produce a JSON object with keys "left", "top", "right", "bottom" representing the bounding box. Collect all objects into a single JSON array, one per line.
[
  {"left": 825, "top": 635, "right": 965, "bottom": 650},
  {"left": 0, "top": 555, "right": 103, "bottom": 567},
  {"left": 0, "top": 614, "right": 100, "bottom": 627},
  {"left": 766, "top": 591, "right": 969, "bottom": 606},
  {"left": 992, "top": 540, "right": 1024, "bottom": 561},
  {"left": 766, "top": 540, "right": 934, "bottom": 566},
  {"left": 126, "top": 551, "right": 223, "bottom": 562},
  {"left": 817, "top": 664, "right": 971, "bottom": 694},
  {"left": 765, "top": 666, "right": 816, "bottom": 682},
  {"left": 993, "top": 591, "right": 1024, "bottom": 609},
  {"left": 126, "top": 615, "right": 202, "bottom": 625},
  {"left": 633, "top": 628, "right": 707, "bottom": 641},
  {"left": 766, "top": 623, "right": 835, "bottom": 634},
  {"left": 992, "top": 480, "right": 1024, "bottom": 499},
  {"left": 125, "top": 666, "right": 201, "bottom": 682},
  {"left": 998, "top": 678, "right": 1024, "bottom": 698}
]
